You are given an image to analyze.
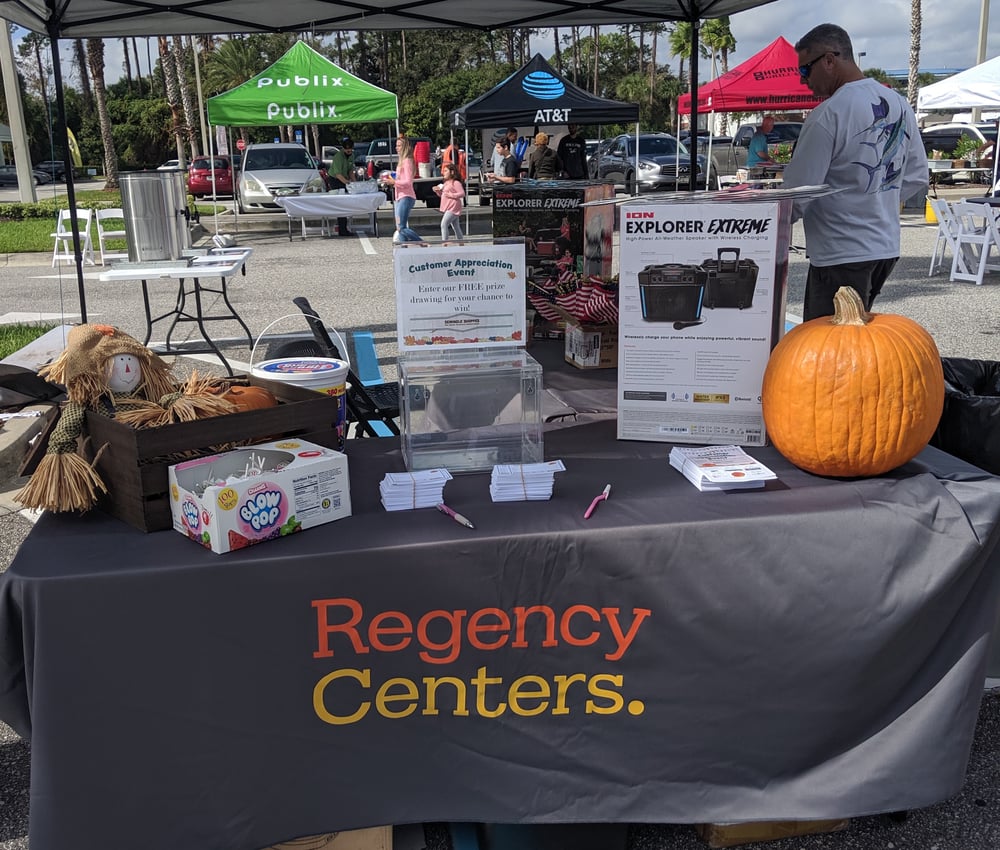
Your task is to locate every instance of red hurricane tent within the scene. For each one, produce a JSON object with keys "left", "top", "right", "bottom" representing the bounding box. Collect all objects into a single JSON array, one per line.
[{"left": 678, "top": 36, "right": 822, "bottom": 114}]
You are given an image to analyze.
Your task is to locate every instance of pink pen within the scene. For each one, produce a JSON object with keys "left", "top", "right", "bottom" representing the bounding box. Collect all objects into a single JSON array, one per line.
[
  {"left": 584, "top": 484, "right": 611, "bottom": 519},
  {"left": 437, "top": 503, "right": 475, "bottom": 529}
]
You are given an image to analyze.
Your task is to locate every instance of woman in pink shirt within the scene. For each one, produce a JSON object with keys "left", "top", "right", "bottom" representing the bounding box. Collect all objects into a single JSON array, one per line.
[
  {"left": 382, "top": 135, "right": 422, "bottom": 243},
  {"left": 433, "top": 162, "right": 465, "bottom": 244}
]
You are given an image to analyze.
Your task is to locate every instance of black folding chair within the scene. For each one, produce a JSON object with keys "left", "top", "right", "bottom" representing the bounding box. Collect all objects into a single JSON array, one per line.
[{"left": 266, "top": 296, "right": 400, "bottom": 438}]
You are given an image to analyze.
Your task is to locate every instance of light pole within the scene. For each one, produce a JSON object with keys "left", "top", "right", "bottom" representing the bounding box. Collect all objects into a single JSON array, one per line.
[
  {"left": 973, "top": 0, "right": 990, "bottom": 122},
  {"left": 858, "top": 51, "right": 866, "bottom": 71}
]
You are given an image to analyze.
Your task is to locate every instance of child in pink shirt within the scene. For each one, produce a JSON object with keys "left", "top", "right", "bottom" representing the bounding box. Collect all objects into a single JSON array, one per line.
[{"left": 434, "top": 163, "right": 465, "bottom": 244}]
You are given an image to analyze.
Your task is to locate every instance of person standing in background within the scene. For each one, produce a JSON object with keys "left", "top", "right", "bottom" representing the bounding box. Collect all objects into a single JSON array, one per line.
[
  {"left": 557, "top": 124, "right": 588, "bottom": 179},
  {"left": 381, "top": 135, "right": 423, "bottom": 244},
  {"left": 746, "top": 116, "right": 777, "bottom": 169},
  {"left": 433, "top": 162, "right": 466, "bottom": 245},
  {"left": 510, "top": 128, "right": 529, "bottom": 167},
  {"left": 441, "top": 140, "right": 468, "bottom": 181},
  {"left": 490, "top": 139, "right": 519, "bottom": 184},
  {"left": 326, "top": 137, "right": 356, "bottom": 237},
  {"left": 782, "top": 23, "right": 927, "bottom": 319},
  {"left": 527, "top": 133, "right": 561, "bottom": 180}
]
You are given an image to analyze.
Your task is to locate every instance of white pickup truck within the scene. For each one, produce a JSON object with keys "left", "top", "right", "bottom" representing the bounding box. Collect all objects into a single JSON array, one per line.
[{"left": 691, "top": 122, "right": 803, "bottom": 181}]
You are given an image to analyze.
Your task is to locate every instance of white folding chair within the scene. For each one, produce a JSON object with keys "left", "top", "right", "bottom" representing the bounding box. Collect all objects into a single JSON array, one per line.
[
  {"left": 95, "top": 207, "right": 128, "bottom": 264},
  {"left": 950, "top": 200, "right": 1000, "bottom": 285},
  {"left": 51, "top": 208, "right": 96, "bottom": 267},
  {"left": 928, "top": 198, "right": 961, "bottom": 276}
]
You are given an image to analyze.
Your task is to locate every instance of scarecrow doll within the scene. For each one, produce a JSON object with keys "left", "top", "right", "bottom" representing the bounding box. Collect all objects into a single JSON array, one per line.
[{"left": 15, "top": 324, "right": 237, "bottom": 513}]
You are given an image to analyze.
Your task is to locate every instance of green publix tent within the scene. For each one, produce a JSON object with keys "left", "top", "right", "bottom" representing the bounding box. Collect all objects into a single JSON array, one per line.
[{"left": 206, "top": 41, "right": 398, "bottom": 130}]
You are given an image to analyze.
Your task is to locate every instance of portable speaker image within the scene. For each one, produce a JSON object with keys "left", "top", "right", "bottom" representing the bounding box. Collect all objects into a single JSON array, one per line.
[
  {"left": 637, "top": 264, "right": 706, "bottom": 324},
  {"left": 701, "top": 247, "right": 759, "bottom": 309}
]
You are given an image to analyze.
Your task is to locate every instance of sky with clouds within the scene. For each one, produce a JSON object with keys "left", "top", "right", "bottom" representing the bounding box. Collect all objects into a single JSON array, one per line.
[
  {"left": 722, "top": 1, "right": 996, "bottom": 75},
  {"left": 30, "top": 0, "right": 1000, "bottom": 90}
]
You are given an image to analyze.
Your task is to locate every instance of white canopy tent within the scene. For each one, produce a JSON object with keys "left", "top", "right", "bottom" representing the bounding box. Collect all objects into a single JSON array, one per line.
[
  {"left": 918, "top": 57, "right": 1000, "bottom": 192},
  {"left": 917, "top": 55, "right": 1000, "bottom": 113}
]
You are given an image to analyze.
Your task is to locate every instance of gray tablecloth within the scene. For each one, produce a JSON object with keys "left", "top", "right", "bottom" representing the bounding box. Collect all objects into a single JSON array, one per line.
[{"left": 3, "top": 419, "right": 1000, "bottom": 850}]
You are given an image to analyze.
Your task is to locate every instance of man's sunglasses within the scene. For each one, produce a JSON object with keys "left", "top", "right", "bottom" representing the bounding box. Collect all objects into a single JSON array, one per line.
[{"left": 799, "top": 51, "right": 840, "bottom": 79}]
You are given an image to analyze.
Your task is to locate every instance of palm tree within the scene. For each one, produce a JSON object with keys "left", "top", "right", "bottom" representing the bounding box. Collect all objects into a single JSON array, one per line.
[
  {"left": 172, "top": 36, "right": 199, "bottom": 158},
  {"left": 907, "top": 0, "right": 921, "bottom": 107},
  {"left": 702, "top": 17, "right": 736, "bottom": 133},
  {"left": 204, "top": 37, "right": 263, "bottom": 95},
  {"left": 159, "top": 36, "right": 186, "bottom": 165},
  {"left": 85, "top": 38, "right": 119, "bottom": 189},
  {"left": 669, "top": 23, "right": 693, "bottom": 134}
]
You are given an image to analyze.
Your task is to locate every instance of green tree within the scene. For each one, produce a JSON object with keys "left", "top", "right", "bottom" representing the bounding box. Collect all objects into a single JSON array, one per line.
[
  {"left": 86, "top": 38, "right": 120, "bottom": 187},
  {"left": 701, "top": 17, "right": 737, "bottom": 132}
]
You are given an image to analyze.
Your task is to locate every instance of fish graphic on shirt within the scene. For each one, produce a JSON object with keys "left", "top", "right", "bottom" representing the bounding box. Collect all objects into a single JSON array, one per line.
[{"left": 854, "top": 98, "right": 909, "bottom": 192}]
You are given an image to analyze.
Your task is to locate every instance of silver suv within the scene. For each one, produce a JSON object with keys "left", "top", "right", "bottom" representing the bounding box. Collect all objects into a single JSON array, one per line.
[{"left": 237, "top": 142, "right": 326, "bottom": 213}]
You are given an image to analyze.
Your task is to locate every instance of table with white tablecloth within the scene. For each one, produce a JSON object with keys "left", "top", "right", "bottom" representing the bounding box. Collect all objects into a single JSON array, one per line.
[{"left": 275, "top": 192, "right": 387, "bottom": 239}]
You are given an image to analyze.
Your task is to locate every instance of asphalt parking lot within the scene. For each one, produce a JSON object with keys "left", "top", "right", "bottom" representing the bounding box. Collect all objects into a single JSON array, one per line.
[{"left": 1, "top": 183, "right": 999, "bottom": 850}]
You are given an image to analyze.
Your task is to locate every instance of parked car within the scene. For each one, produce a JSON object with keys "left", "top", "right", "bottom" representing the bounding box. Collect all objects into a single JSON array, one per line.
[
  {"left": 465, "top": 152, "right": 483, "bottom": 196},
  {"left": 237, "top": 142, "right": 326, "bottom": 213},
  {"left": 590, "top": 133, "right": 709, "bottom": 192},
  {"left": 364, "top": 136, "right": 433, "bottom": 178},
  {"left": 157, "top": 159, "right": 188, "bottom": 171},
  {"left": 702, "top": 121, "right": 803, "bottom": 179},
  {"left": 34, "top": 160, "right": 68, "bottom": 181},
  {"left": 919, "top": 122, "right": 996, "bottom": 159},
  {"left": 0, "top": 164, "right": 53, "bottom": 186},
  {"left": 187, "top": 155, "right": 235, "bottom": 198}
]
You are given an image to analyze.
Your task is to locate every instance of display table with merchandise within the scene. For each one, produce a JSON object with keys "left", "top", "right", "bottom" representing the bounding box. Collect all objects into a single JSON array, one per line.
[
  {"left": 2, "top": 417, "right": 1000, "bottom": 850},
  {"left": 276, "top": 191, "right": 387, "bottom": 239}
]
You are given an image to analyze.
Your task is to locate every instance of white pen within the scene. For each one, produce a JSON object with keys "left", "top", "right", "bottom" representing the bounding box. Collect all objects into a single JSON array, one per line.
[{"left": 437, "top": 503, "right": 475, "bottom": 529}]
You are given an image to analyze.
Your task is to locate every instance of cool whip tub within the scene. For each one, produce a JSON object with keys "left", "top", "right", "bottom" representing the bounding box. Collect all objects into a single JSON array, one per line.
[
  {"left": 168, "top": 438, "right": 351, "bottom": 554},
  {"left": 251, "top": 357, "right": 349, "bottom": 449}
]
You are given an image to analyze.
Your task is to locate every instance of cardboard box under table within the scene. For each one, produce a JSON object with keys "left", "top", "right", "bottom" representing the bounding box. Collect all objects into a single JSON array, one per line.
[
  {"left": 695, "top": 819, "right": 850, "bottom": 848},
  {"left": 398, "top": 347, "right": 543, "bottom": 473},
  {"left": 82, "top": 376, "right": 343, "bottom": 532}
]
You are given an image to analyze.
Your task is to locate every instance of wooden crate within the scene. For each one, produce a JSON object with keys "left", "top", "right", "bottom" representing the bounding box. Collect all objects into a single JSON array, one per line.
[
  {"left": 268, "top": 826, "right": 392, "bottom": 850},
  {"left": 83, "top": 375, "right": 343, "bottom": 532},
  {"left": 695, "top": 819, "right": 850, "bottom": 848}
]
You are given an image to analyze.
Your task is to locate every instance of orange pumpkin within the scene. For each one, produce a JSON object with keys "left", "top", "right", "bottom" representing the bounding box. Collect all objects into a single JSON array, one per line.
[
  {"left": 762, "top": 287, "right": 945, "bottom": 477},
  {"left": 222, "top": 385, "right": 279, "bottom": 412}
]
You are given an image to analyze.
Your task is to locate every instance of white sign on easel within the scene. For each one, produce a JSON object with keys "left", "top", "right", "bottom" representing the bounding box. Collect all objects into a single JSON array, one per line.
[{"left": 393, "top": 243, "right": 527, "bottom": 351}]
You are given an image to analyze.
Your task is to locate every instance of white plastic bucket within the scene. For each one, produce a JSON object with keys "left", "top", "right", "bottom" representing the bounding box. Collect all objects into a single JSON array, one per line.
[
  {"left": 252, "top": 357, "right": 349, "bottom": 447},
  {"left": 251, "top": 314, "right": 352, "bottom": 449}
]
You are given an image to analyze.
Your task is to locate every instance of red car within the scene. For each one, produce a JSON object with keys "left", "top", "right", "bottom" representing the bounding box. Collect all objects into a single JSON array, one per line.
[{"left": 187, "top": 156, "right": 234, "bottom": 197}]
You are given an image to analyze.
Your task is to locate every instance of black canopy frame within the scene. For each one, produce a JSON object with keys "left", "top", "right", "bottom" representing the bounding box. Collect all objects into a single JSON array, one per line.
[{"left": 5, "top": 0, "right": 780, "bottom": 320}]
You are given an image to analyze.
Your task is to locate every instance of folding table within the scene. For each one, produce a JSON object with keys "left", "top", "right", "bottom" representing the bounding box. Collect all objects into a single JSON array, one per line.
[
  {"left": 98, "top": 247, "right": 255, "bottom": 375},
  {"left": 276, "top": 192, "right": 387, "bottom": 240}
]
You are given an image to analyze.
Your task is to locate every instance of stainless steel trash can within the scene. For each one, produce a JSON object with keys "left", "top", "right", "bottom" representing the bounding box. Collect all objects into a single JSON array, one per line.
[{"left": 119, "top": 171, "right": 192, "bottom": 262}]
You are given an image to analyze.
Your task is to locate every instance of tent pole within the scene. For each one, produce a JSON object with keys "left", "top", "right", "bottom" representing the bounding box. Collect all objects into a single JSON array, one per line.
[
  {"left": 688, "top": 20, "right": 699, "bottom": 192},
  {"left": 47, "top": 26, "right": 88, "bottom": 323},
  {"left": 207, "top": 122, "right": 219, "bottom": 235}
]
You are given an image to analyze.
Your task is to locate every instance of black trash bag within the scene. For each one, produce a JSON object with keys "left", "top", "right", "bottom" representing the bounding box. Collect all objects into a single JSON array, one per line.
[
  {"left": 930, "top": 357, "right": 1000, "bottom": 474},
  {"left": 0, "top": 364, "right": 66, "bottom": 411}
]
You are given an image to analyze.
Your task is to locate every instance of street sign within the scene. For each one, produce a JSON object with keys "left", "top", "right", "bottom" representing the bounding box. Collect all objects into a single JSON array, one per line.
[
  {"left": 295, "top": 130, "right": 303, "bottom": 144},
  {"left": 236, "top": 138, "right": 246, "bottom": 151}
]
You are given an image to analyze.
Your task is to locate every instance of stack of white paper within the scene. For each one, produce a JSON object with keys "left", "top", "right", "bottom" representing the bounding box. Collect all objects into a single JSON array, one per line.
[
  {"left": 380, "top": 468, "right": 454, "bottom": 511},
  {"left": 668, "top": 445, "right": 777, "bottom": 492},
  {"left": 490, "top": 460, "right": 566, "bottom": 502}
]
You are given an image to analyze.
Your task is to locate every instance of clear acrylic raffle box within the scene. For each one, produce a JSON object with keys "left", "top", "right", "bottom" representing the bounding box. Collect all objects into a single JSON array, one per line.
[{"left": 399, "top": 347, "right": 544, "bottom": 473}]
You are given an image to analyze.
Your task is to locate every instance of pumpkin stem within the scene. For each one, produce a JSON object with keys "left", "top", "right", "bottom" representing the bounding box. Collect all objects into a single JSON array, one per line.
[{"left": 829, "top": 286, "right": 874, "bottom": 326}]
